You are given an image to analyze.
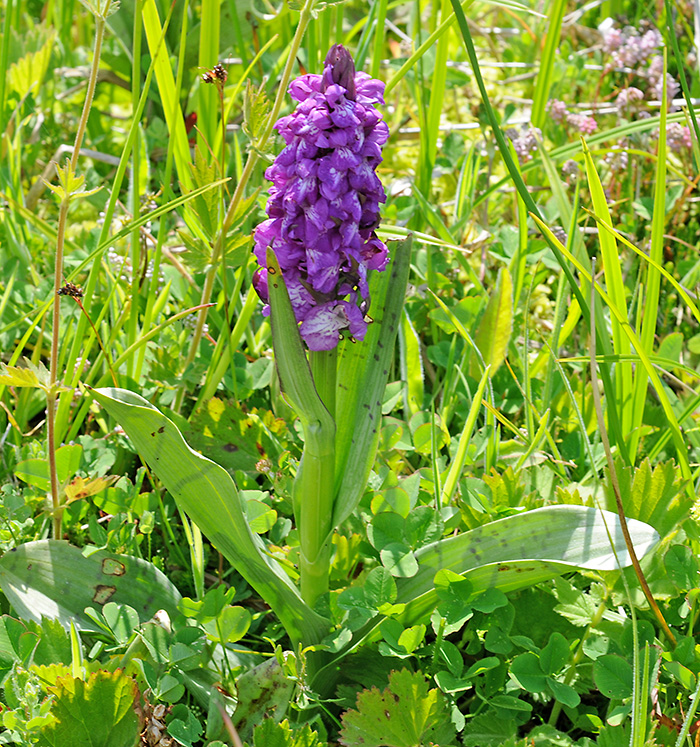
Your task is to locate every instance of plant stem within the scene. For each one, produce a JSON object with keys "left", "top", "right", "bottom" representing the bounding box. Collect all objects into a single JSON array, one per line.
[
  {"left": 299, "top": 349, "right": 337, "bottom": 609},
  {"left": 172, "top": 0, "right": 317, "bottom": 412},
  {"left": 48, "top": 7, "right": 109, "bottom": 539}
]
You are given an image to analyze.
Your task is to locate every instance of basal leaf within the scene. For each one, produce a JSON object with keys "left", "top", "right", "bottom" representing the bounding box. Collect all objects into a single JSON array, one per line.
[
  {"left": 339, "top": 669, "right": 457, "bottom": 747},
  {"left": 90, "top": 387, "right": 328, "bottom": 647},
  {"left": 394, "top": 505, "right": 658, "bottom": 625},
  {"left": 0, "top": 540, "right": 181, "bottom": 630}
]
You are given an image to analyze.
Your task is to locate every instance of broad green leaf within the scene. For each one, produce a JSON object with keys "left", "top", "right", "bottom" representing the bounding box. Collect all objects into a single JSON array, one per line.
[
  {"left": 624, "top": 459, "right": 690, "bottom": 538},
  {"left": 320, "top": 504, "right": 662, "bottom": 658},
  {"left": 510, "top": 652, "right": 547, "bottom": 693},
  {"left": 334, "top": 237, "right": 412, "bottom": 527},
  {"left": 0, "top": 540, "right": 180, "bottom": 630},
  {"left": 233, "top": 658, "right": 295, "bottom": 743},
  {"left": 380, "top": 544, "right": 419, "bottom": 579},
  {"left": 394, "top": 505, "right": 658, "bottom": 625},
  {"left": 37, "top": 670, "right": 139, "bottom": 747},
  {"left": 593, "top": 654, "right": 634, "bottom": 699},
  {"left": 664, "top": 545, "right": 699, "bottom": 591},
  {"left": 339, "top": 669, "right": 456, "bottom": 747},
  {"left": 470, "top": 266, "right": 512, "bottom": 378},
  {"left": 15, "top": 444, "right": 82, "bottom": 491},
  {"left": 90, "top": 387, "right": 327, "bottom": 648},
  {"left": 8, "top": 31, "right": 56, "bottom": 101},
  {"left": 211, "top": 606, "right": 251, "bottom": 644},
  {"left": 252, "top": 718, "right": 324, "bottom": 747},
  {"left": 546, "top": 678, "right": 581, "bottom": 708},
  {"left": 540, "top": 632, "right": 570, "bottom": 675}
]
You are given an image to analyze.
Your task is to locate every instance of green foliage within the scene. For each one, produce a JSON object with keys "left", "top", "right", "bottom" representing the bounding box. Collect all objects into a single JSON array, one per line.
[
  {"left": 1, "top": 0, "right": 699, "bottom": 744},
  {"left": 37, "top": 670, "right": 139, "bottom": 747},
  {"left": 338, "top": 669, "right": 457, "bottom": 747}
]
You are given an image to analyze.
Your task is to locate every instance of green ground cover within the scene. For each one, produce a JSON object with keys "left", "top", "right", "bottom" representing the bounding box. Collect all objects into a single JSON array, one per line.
[{"left": 0, "top": 0, "right": 699, "bottom": 744}]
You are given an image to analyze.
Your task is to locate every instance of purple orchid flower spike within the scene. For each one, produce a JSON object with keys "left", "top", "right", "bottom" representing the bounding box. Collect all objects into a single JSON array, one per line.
[{"left": 253, "top": 45, "right": 389, "bottom": 351}]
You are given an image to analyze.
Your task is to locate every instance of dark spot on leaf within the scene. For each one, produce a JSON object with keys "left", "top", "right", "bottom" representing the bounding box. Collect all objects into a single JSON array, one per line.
[
  {"left": 373, "top": 354, "right": 380, "bottom": 361},
  {"left": 93, "top": 585, "right": 117, "bottom": 605},
  {"left": 26, "top": 564, "right": 32, "bottom": 570},
  {"left": 102, "top": 558, "right": 126, "bottom": 576},
  {"left": 158, "top": 426, "right": 165, "bottom": 434},
  {"left": 223, "top": 443, "right": 238, "bottom": 452}
]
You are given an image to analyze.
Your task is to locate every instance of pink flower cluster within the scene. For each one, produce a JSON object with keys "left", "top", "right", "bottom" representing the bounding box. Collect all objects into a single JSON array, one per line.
[{"left": 546, "top": 100, "right": 598, "bottom": 134}]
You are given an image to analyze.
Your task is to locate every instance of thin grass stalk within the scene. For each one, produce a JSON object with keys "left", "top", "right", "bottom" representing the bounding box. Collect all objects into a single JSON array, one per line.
[
  {"left": 369, "top": 0, "right": 388, "bottom": 80},
  {"left": 531, "top": 0, "right": 565, "bottom": 129},
  {"left": 448, "top": 0, "right": 632, "bottom": 464},
  {"left": 588, "top": 258, "right": 676, "bottom": 646},
  {"left": 55, "top": 0, "right": 178, "bottom": 440},
  {"left": 665, "top": 0, "right": 700, "bottom": 172},
  {"left": 198, "top": 0, "right": 220, "bottom": 152},
  {"left": 173, "top": 0, "right": 317, "bottom": 412},
  {"left": 48, "top": 4, "right": 109, "bottom": 538},
  {"left": 128, "top": 0, "right": 144, "bottom": 381},
  {"left": 627, "top": 53, "right": 667, "bottom": 461},
  {"left": 535, "top": 215, "right": 693, "bottom": 494},
  {"left": 0, "top": 0, "right": 12, "bottom": 133}
]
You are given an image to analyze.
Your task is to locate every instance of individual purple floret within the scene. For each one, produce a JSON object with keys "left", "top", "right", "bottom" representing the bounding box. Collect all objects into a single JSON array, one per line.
[{"left": 253, "top": 45, "right": 389, "bottom": 351}]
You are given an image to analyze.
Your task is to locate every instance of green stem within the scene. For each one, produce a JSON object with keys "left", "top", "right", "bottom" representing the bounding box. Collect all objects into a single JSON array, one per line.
[
  {"left": 48, "top": 7, "right": 109, "bottom": 538},
  {"left": 298, "top": 349, "right": 337, "bottom": 609}
]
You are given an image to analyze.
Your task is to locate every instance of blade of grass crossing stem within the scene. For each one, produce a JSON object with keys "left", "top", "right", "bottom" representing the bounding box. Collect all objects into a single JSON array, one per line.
[
  {"left": 0, "top": 0, "right": 13, "bottom": 133},
  {"left": 197, "top": 0, "right": 220, "bottom": 153},
  {"left": 399, "top": 309, "right": 424, "bottom": 416},
  {"left": 90, "top": 387, "right": 328, "bottom": 646},
  {"left": 628, "top": 56, "right": 667, "bottom": 462},
  {"left": 531, "top": 0, "right": 565, "bottom": 129},
  {"left": 533, "top": 216, "right": 693, "bottom": 494},
  {"left": 441, "top": 366, "right": 489, "bottom": 506},
  {"left": 582, "top": 140, "right": 634, "bottom": 443},
  {"left": 421, "top": 0, "right": 450, "bottom": 197},
  {"left": 128, "top": 0, "right": 144, "bottom": 382},
  {"left": 142, "top": 0, "right": 194, "bottom": 194},
  {"left": 266, "top": 249, "right": 336, "bottom": 608},
  {"left": 369, "top": 0, "right": 388, "bottom": 80},
  {"left": 333, "top": 237, "right": 412, "bottom": 528}
]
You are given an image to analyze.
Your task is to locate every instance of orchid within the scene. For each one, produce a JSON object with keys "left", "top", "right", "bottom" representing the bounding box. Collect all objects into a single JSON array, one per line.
[{"left": 253, "top": 45, "right": 389, "bottom": 351}]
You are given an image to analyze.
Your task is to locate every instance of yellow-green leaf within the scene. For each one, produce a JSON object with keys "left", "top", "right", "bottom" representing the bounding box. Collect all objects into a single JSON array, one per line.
[{"left": 470, "top": 267, "right": 513, "bottom": 377}]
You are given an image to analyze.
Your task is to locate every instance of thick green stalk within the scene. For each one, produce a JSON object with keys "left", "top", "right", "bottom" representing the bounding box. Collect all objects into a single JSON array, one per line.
[{"left": 298, "top": 350, "right": 337, "bottom": 608}]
